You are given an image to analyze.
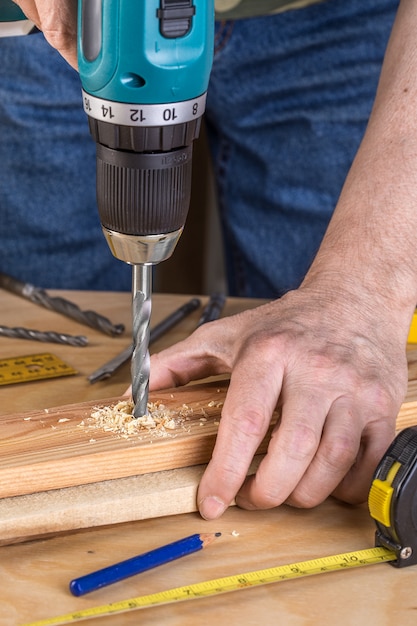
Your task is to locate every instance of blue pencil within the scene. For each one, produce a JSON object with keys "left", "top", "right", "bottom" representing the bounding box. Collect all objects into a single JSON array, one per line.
[{"left": 69, "top": 532, "right": 221, "bottom": 597}]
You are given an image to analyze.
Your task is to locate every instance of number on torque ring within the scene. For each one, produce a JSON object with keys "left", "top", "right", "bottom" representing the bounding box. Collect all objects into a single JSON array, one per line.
[{"left": 163, "top": 108, "right": 178, "bottom": 121}]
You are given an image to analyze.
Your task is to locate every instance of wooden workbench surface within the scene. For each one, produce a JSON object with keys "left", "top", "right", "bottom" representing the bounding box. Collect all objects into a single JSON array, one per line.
[{"left": 1, "top": 290, "right": 417, "bottom": 626}]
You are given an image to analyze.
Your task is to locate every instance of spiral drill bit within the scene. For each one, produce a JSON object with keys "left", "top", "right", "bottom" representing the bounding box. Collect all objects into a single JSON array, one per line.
[
  {"left": 131, "top": 265, "right": 152, "bottom": 417},
  {"left": 0, "top": 272, "right": 124, "bottom": 336},
  {"left": 87, "top": 297, "right": 201, "bottom": 383},
  {"left": 0, "top": 325, "right": 88, "bottom": 347}
]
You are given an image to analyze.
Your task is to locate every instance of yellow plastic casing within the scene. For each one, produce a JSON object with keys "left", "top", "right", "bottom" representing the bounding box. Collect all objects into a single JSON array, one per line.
[
  {"left": 368, "top": 461, "right": 402, "bottom": 528},
  {"left": 408, "top": 311, "right": 417, "bottom": 344}
]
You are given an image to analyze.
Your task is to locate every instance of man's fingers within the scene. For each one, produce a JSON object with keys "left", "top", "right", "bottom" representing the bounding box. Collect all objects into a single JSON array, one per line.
[
  {"left": 236, "top": 398, "right": 396, "bottom": 512},
  {"left": 150, "top": 346, "right": 213, "bottom": 390},
  {"left": 332, "top": 418, "right": 396, "bottom": 504},
  {"left": 197, "top": 360, "right": 283, "bottom": 519},
  {"left": 13, "top": 0, "right": 40, "bottom": 27},
  {"left": 14, "top": 0, "right": 78, "bottom": 68},
  {"left": 150, "top": 323, "right": 236, "bottom": 390},
  {"left": 283, "top": 398, "right": 363, "bottom": 507},
  {"left": 234, "top": 390, "right": 331, "bottom": 510}
]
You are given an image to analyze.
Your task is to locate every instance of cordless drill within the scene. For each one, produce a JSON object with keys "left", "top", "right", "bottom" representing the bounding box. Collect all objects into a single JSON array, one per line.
[
  {"left": 78, "top": 1, "right": 214, "bottom": 416},
  {"left": 0, "top": 1, "right": 214, "bottom": 417},
  {"left": 0, "top": 0, "right": 35, "bottom": 35}
]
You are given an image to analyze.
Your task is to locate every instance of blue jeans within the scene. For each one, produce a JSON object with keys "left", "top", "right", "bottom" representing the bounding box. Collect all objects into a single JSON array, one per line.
[
  {"left": 207, "top": 0, "right": 398, "bottom": 297},
  {"left": 0, "top": 0, "right": 398, "bottom": 294},
  {"left": 0, "top": 33, "right": 132, "bottom": 291}
]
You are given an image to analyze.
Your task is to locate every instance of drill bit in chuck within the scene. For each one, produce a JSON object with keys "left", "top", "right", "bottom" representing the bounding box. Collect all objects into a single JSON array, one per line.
[
  {"left": 131, "top": 265, "right": 152, "bottom": 418},
  {"left": 0, "top": 325, "right": 88, "bottom": 347},
  {"left": 0, "top": 272, "right": 124, "bottom": 336},
  {"left": 87, "top": 297, "right": 201, "bottom": 383}
]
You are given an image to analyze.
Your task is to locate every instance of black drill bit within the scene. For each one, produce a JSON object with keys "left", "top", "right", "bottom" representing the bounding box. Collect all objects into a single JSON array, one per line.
[
  {"left": 0, "top": 272, "right": 124, "bottom": 336},
  {"left": 197, "top": 293, "right": 226, "bottom": 326},
  {"left": 0, "top": 325, "right": 88, "bottom": 347}
]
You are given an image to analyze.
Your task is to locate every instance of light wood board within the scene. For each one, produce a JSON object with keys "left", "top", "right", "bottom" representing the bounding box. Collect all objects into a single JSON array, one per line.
[
  {"left": 0, "top": 380, "right": 239, "bottom": 498},
  {"left": 1, "top": 387, "right": 416, "bottom": 545}
]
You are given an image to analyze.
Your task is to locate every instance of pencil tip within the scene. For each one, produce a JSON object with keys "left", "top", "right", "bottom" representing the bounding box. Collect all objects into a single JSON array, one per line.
[{"left": 200, "top": 532, "right": 222, "bottom": 547}]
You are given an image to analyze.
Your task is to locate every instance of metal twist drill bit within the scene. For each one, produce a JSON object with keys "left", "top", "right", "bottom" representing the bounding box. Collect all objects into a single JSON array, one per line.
[
  {"left": 29, "top": 291, "right": 125, "bottom": 336},
  {"left": 0, "top": 325, "right": 88, "bottom": 347},
  {"left": 0, "top": 272, "right": 125, "bottom": 336},
  {"left": 87, "top": 297, "right": 201, "bottom": 383},
  {"left": 131, "top": 265, "right": 152, "bottom": 417}
]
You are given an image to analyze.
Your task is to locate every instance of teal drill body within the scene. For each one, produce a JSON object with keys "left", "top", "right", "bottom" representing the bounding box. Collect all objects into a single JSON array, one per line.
[
  {"left": 0, "top": 0, "right": 35, "bottom": 35},
  {"left": 0, "top": 0, "right": 215, "bottom": 417},
  {"left": 77, "top": 0, "right": 215, "bottom": 259},
  {"left": 78, "top": 0, "right": 215, "bottom": 417},
  {"left": 78, "top": 0, "right": 214, "bottom": 105},
  {"left": 0, "top": 0, "right": 25, "bottom": 21}
]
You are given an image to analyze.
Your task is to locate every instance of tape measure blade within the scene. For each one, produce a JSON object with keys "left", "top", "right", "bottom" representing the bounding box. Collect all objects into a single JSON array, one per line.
[{"left": 22, "top": 547, "right": 395, "bottom": 626}]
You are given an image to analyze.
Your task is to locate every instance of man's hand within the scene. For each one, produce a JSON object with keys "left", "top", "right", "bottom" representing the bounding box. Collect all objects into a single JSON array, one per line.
[
  {"left": 150, "top": 285, "right": 409, "bottom": 519},
  {"left": 13, "top": 0, "right": 78, "bottom": 68},
  {"left": 153, "top": 0, "right": 417, "bottom": 520}
]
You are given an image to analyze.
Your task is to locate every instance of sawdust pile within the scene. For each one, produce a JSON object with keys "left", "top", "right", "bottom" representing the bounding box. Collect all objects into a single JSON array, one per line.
[{"left": 79, "top": 398, "right": 222, "bottom": 440}]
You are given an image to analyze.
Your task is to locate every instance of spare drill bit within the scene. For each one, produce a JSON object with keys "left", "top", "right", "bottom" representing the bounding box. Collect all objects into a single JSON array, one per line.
[
  {"left": 0, "top": 324, "right": 88, "bottom": 347},
  {"left": 197, "top": 292, "right": 226, "bottom": 327},
  {"left": 0, "top": 271, "right": 124, "bottom": 336},
  {"left": 131, "top": 264, "right": 152, "bottom": 417},
  {"left": 87, "top": 297, "right": 201, "bottom": 383}
]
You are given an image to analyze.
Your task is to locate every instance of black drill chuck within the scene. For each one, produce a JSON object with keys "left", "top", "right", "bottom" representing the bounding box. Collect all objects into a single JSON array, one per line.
[
  {"left": 88, "top": 116, "right": 201, "bottom": 265},
  {"left": 96, "top": 143, "right": 193, "bottom": 236}
]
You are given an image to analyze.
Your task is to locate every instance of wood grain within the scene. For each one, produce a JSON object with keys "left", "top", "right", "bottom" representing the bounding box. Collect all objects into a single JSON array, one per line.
[
  {"left": 3, "top": 292, "right": 417, "bottom": 626},
  {"left": 0, "top": 383, "right": 416, "bottom": 546},
  {"left": 2, "top": 292, "right": 417, "bottom": 549},
  {"left": 0, "top": 380, "right": 277, "bottom": 499},
  {"left": 2, "top": 377, "right": 416, "bottom": 502},
  {"left": 0, "top": 457, "right": 264, "bottom": 546}
]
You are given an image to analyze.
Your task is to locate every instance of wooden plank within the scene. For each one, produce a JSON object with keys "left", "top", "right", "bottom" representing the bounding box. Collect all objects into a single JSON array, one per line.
[
  {"left": 0, "top": 457, "right": 264, "bottom": 546},
  {"left": 0, "top": 465, "right": 206, "bottom": 546},
  {"left": 0, "top": 379, "right": 276, "bottom": 499},
  {"left": 0, "top": 390, "right": 416, "bottom": 546},
  {"left": 0, "top": 381, "right": 224, "bottom": 497},
  {"left": 1, "top": 376, "right": 416, "bottom": 502}
]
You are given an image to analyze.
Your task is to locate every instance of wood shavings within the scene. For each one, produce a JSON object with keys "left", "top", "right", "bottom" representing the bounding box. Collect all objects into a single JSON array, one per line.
[
  {"left": 77, "top": 394, "right": 225, "bottom": 441},
  {"left": 82, "top": 399, "right": 196, "bottom": 440}
]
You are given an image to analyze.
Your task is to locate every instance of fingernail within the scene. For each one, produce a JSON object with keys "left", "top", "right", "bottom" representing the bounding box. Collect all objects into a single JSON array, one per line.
[{"left": 199, "top": 496, "right": 227, "bottom": 520}]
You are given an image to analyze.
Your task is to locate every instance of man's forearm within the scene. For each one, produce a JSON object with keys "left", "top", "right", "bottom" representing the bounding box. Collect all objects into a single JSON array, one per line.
[{"left": 304, "top": 0, "right": 417, "bottom": 331}]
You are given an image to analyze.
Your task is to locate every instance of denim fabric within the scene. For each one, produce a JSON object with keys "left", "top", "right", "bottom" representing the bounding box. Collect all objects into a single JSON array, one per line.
[
  {"left": 0, "top": 33, "right": 132, "bottom": 290},
  {"left": 207, "top": 0, "right": 399, "bottom": 297},
  {"left": 0, "top": 0, "right": 399, "bottom": 294}
]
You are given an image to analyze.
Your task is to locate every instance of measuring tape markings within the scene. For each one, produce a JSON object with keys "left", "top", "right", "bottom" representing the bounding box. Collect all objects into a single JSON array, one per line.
[
  {"left": 0, "top": 353, "right": 77, "bottom": 385},
  {"left": 22, "top": 546, "right": 396, "bottom": 626}
]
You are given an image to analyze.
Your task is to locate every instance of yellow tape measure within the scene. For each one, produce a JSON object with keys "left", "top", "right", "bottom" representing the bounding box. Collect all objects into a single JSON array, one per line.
[
  {"left": 22, "top": 426, "right": 417, "bottom": 626},
  {"left": 23, "top": 547, "right": 396, "bottom": 626},
  {"left": 0, "top": 352, "right": 77, "bottom": 385}
]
